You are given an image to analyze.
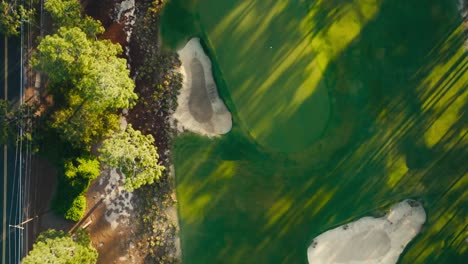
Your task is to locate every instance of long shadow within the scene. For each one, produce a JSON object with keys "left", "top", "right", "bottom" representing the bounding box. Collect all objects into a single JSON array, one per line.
[{"left": 168, "top": 0, "right": 467, "bottom": 263}]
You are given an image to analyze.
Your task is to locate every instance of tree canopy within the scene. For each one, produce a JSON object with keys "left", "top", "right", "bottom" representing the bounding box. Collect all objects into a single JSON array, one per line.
[
  {"left": 0, "top": 100, "right": 12, "bottom": 143},
  {"left": 0, "top": 99, "right": 37, "bottom": 145},
  {"left": 52, "top": 157, "right": 101, "bottom": 221},
  {"left": 99, "top": 125, "right": 165, "bottom": 191},
  {"left": 31, "top": 27, "right": 136, "bottom": 110},
  {"left": 64, "top": 157, "right": 100, "bottom": 189},
  {"left": 0, "top": 0, "right": 34, "bottom": 36},
  {"left": 44, "top": 0, "right": 81, "bottom": 26},
  {"left": 22, "top": 229, "right": 97, "bottom": 264},
  {"left": 44, "top": 0, "right": 103, "bottom": 36},
  {"left": 31, "top": 26, "right": 136, "bottom": 149}
]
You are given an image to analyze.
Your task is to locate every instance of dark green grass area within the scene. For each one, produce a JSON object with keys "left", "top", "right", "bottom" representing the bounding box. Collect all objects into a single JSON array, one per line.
[{"left": 162, "top": 0, "right": 467, "bottom": 263}]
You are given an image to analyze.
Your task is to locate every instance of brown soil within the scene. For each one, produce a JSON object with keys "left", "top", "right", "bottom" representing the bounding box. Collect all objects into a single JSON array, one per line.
[
  {"left": 84, "top": 0, "right": 128, "bottom": 47},
  {"left": 84, "top": 173, "right": 144, "bottom": 264}
]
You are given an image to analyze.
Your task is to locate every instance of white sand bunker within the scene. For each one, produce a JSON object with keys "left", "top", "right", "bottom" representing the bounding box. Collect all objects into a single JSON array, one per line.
[
  {"left": 173, "top": 38, "right": 232, "bottom": 136},
  {"left": 307, "top": 200, "right": 426, "bottom": 264}
]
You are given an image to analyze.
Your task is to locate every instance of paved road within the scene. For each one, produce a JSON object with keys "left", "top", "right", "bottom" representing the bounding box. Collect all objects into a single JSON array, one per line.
[{"left": 0, "top": 34, "right": 24, "bottom": 264}]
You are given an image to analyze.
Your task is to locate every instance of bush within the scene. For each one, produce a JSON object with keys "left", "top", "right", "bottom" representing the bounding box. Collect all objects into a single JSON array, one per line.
[
  {"left": 52, "top": 157, "right": 99, "bottom": 221},
  {"left": 22, "top": 228, "right": 97, "bottom": 263},
  {"left": 65, "top": 195, "right": 86, "bottom": 221},
  {"left": 44, "top": 0, "right": 81, "bottom": 27},
  {"left": 65, "top": 157, "right": 100, "bottom": 190}
]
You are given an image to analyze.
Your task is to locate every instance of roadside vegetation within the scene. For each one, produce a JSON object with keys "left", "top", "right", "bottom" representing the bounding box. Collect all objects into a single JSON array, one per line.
[
  {"left": 2, "top": 0, "right": 181, "bottom": 262},
  {"left": 0, "top": 0, "right": 34, "bottom": 36},
  {"left": 0, "top": 0, "right": 173, "bottom": 262},
  {"left": 0, "top": 100, "right": 37, "bottom": 145},
  {"left": 123, "top": 0, "right": 183, "bottom": 262},
  {"left": 99, "top": 124, "right": 164, "bottom": 191},
  {"left": 0, "top": 0, "right": 37, "bottom": 144},
  {"left": 22, "top": 228, "right": 97, "bottom": 263},
  {"left": 162, "top": 0, "right": 467, "bottom": 263},
  {"left": 30, "top": 0, "right": 164, "bottom": 224}
]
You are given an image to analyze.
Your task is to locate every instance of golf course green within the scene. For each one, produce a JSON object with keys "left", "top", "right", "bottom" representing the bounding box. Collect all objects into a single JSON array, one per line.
[{"left": 161, "top": 0, "right": 467, "bottom": 263}]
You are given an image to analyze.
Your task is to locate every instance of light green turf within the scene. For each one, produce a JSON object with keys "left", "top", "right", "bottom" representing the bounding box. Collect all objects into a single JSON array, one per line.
[{"left": 161, "top": 0, "right": 468, "bottom": 263}]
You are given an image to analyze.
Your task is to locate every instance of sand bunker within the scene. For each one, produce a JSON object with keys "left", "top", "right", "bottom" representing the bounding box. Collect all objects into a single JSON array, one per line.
[
  {"left": 307, "top": 200, "right": 426, "bottom": 264},
  {"left": 173, "top": 38, "right": 232, "bottom": 136}
]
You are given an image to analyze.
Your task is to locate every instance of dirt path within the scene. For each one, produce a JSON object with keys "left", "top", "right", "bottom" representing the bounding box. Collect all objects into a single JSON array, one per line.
[{"left": 25, "top": 157, "right": 73, "bottom": 252}]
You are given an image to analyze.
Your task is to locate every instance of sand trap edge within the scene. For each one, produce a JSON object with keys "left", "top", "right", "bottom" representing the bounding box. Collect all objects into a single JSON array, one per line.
[{"left": 172, "top": 37, "right": 232, "bottom": 136}]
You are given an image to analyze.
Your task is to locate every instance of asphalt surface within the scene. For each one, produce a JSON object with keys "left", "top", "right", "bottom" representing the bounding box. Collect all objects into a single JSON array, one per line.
[{"left": 0, "top": 34, "right": 24, "bottom": 264}]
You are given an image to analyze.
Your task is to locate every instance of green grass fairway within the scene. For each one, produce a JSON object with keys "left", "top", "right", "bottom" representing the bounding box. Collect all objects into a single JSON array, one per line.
[{"left": 161, "top": 0, "right": 467, "bottom": 263}]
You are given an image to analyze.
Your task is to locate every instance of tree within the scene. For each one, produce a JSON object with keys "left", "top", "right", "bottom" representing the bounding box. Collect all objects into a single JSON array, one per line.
[
  {"left": 32, "top": 27, "right": 137, "bottom": 109},
  {"left": 31, "top": 26, "right": 137, "bottom": 149},
  {"left": 0, "top": 99, "right": 37, "bottom": 144},
  {"left": 0, "top": 100, "right": 11, "bottom": 143},
  {"left": 53, "top": 157, "right": 99, "bottom": 221},
  {"left": 0, "top": 0, "right": 34, "bottom": 36},
  {"left": 99, "top": 125, "right": 165, "bottom": 191},
  {"left": 44, "top": 0, "right": 103, "bottom": 36},
  {"left": 50, "top": 97, "right": 120, "bottom": 150},
  {"left": 22, "top": 229, "right": 97, "bottom": 264},
  {"left": 44, "top": 0, "right": 81, "bottom": 26},
  {"left": 64, "top": 157, "right": 100, "bottom": 190}
]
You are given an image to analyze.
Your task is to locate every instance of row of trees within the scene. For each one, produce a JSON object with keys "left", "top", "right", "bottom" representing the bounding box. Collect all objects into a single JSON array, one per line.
[
  {"left": 15, "top": 0, "right": 166, "bottom": 262},
  {"left": 30, "top": 0, "right": 164, "bottom": 223},
  {"left": 0, "top": 0, "right": 34, "bottom": 36}
]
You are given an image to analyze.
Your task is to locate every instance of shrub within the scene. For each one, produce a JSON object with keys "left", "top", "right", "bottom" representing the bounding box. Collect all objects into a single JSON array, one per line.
[
  {"left": 52, "top": 157, "right": 99, "bottom": 221},
  {"left": 65, "top": 195, "right": 86, "bottom": 221},
  {"left": 64, "top": 157, "right": 100, "bottom": 190},
  {"left": 22, "top": 228, "right": 97, "bottom": 263}
]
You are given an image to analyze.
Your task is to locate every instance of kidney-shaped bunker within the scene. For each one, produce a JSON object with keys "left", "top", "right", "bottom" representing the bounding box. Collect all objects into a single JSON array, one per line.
[{"left": 307, "top": 200, "right": 426, "bottom": 264}]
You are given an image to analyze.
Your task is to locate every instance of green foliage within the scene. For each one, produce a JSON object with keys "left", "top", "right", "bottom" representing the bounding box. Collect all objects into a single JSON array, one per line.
[
  {"left": 65, "top": 157, "right": 100, "bottom": 181},
  {"left": 50, "top": 98, "right": 120, "bottom": 150},
  {"left": 32, "top": 26, "right": 136, "bottom": 149},
  {"left": 65, "top": 195, "right": 86, "bottom": 221},
  {"left": 51, "top": 177, "right": 78, "bottom": 220},
  {"left": 32, "top": 26, "right": 137, "bottom": 106},
  {"left": 0, "top": 100, "right": 11, "bottom": 143},
  {"left": 32, "top": 27, "right": 133, "bottom": 103},
  {"left": 44, "top": 0, "right": 103, "bottom": 35},
  {"left": 22, "top": 229, "right": 97, "bottom": 264},
  {"left": 0, "top": 99, "right": 38, "bottom": 145},
  {"left": 52, "top": 157, "right": 99, "bottom": 221},
  {"left": 34, "top": 0, "right": 137, "bottom": 223},
  {"left": 31, "top": 27, "right": 90, "bottom": 86},
  {"left": 0, "top": 0, "right": 34, "bottom": 36},
  {"left": 44, "top": 0, "right": 81, "bottom": 26},
  {"left": 65, "top": 157, "right": 100, "bottom": 189},
  {"left": 99, "top": 124, "right": 165, "bottom": 191},
  {"left": 80, "top": 16, "right": 105, "bottom": 36}
]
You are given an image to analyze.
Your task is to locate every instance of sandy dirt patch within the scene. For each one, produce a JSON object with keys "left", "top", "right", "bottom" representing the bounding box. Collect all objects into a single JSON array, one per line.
[
  {"left": 307, "top": 200, "right": 426, "bottom": 264},
  {"left": 173, "top": 38, "right": 232, "bottom": 136},
  {"left": 86, "top": 167, "right": 143, "bottom": 264}
]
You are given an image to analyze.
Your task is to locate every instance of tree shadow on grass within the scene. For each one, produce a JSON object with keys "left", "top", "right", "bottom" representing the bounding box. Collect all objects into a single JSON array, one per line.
[{"left": 171, "top": 0, "right": 467, "bottom": 263}]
